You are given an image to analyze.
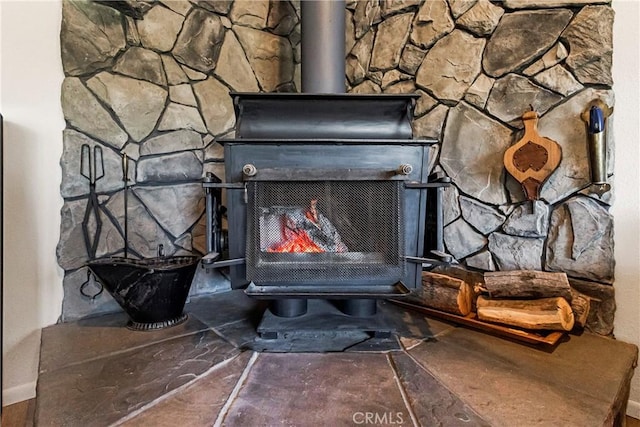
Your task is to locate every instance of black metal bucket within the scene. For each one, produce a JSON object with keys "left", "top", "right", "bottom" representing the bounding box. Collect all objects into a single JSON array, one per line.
[{"left": 88, "top": 256, "right": 200, "bottom": 331}]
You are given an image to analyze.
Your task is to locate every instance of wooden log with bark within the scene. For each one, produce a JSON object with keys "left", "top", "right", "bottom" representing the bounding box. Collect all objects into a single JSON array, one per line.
[
  {"left": 480, "top": 270, "right": 572, "bottom": 301},
  {"left": 569, "top": 288, "right": 592, "bottom": 329},
  {"left": 476, "top": 296, "right": 575, "bottom": 331},
  {"left": 421, "top": 271, "right": 473, "bottom": 316}
]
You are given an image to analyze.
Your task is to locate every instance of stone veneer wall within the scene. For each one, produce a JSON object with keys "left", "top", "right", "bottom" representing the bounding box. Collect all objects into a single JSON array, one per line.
[{"left": 57, "top": 0, "right": 616, "bottom": 334}]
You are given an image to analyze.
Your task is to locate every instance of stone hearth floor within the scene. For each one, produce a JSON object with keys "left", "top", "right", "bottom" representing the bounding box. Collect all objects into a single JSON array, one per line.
[{"left": 35, "top": 290, "right": 637, "bottom": 426}]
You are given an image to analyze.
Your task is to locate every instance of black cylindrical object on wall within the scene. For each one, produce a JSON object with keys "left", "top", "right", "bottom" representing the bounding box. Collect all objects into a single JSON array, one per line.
[{"left": 301, "top": 0, "right": 346, "bottom": 93}]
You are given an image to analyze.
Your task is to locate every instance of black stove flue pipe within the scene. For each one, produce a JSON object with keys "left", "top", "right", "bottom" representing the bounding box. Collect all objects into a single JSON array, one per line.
[{"left": 301, "top": 0, "right": 346, "bottom": 94}]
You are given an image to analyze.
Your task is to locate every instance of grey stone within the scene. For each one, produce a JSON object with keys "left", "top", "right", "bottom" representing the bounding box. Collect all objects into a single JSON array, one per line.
[
  {"left": 459, "top": 196, "right": 506, "bottom": 235},
  {"left": 346, "top": 30, "right": 375, "bottom": 86},
  {"left": 488, "top": 233, "right": 544, "bottom": 270},
  {"left": 448, "top": 0, "right": 478, "bottom": 18},
  {"left": 410, "top": 0, "right": 454, "bottom": 49},
  {"left": 267, "top": 0, "right": 298, "bottom": 36},
  {"left": 381, "top": 0, "right": 421, "bottom": 17},
  {"left": 87, "top": 72, "right": 167, "bottom": 142},
  {"left": 523, "top": 43, "right": 568, "bottom": 76},
  {"left": 441, "top": 102, "right": 511, "bottom": 205},
  {"left": 414, "top": 90, "right": 438, "bottom": 117},
  {"left": 158, "top": 103, "right": 208, "bottom": 133},
  {"left": 354, "top": 0, "right": 382, "bottom": 39},
  {"left": 465, "top": 250, "right": 496, "bottom": 271},
  {"left": 399, "top": 44, "right": 426, "bottom": 75},
  {"left": 546, "top": 197, "right": 614, "bottom": 283},
  {"left": 105, "top": 191, "right": 177, "bottom": 258},
  {"left": 370, "top": 13, "right": 414, "bottom": 71},
  {"left": 412, "top": 104, "right": 448, "bottom": 138},
  {"left": 61, "top": 130, "right": 125, "bottom": 198},
  {"left": 203, "top": 162, "right": 226, "bottom": 183},
  {"left": 483, "top": 9, "right": 573, "bottom": 78},
  {"left": 350, "top": 80, "right": 382, "bottom": 94},
  {"left": 113, "top": 47, "right": 167, "bottom": 86},
  {"left": 57, "top": 199, "right": 91, "bottom": 270},
  {"left": 456, "top": 0, "right": 504, "bottom": 37},
  {"left": 61, "top": 0, "right": 126, "bottom": 76},
  {"left": 535, "top": 88, "right": 614, "bottom": 204},
  {"left": 173, "top": 8, "right": 225, "bottom": 73},
  {"left": 568, "top": 278, "right": 615, "bottom": 336},
  {"left": 161, "top": 55, "right": 190, "bottom": 85},
  {"left": 121, "top": 142, "right": 140, "bottom": 162},
  {"left": 194, "top": 1, "right": 233, "bottom": 15},
  {"left": 134, "top": 183, "right": 205, "bottom": 239},
  {"left": 561, "top": 6, "right": 614, "bottom": 86},
  {"left": 193, "top": 77, "right": 236, "bottom": 136},
  {"left": 234, "top": 25, "right": 294, "bottom": 92},
  {"left": 136, "top": 4, "right": 185, "bottom": 52},
  {"left": 189, "top": 266, "right": 232, "bottom": 296},
  {"left": 205, "top": 142, "right": 224, "bottom": 161},
  {"left": 229, "top": 0, "right": 269, "bottom": 29},
  {"left": 443, "top": 183, "right": 461, "bottom": 226},
  {"left": 503, "top": 0, "right": 606, "bottom": 8},
  {"left": 444, "top": 218, "right": 488, "bottom": 260},
  {"left": 160, "top": 0, "right": 192, "bottom": 15},
  {"left": 533, "top": 65, "right": 583, "bottom": 96},
  {"left": 124, "top": 16, "right": 141, "bottom": 46},
  {"left": 416, "top": 30, "right": 485, "bottom": 102},
  {"left": 169, "top": 84, "right": 198, "bottom": 106},
  {"left": 485, "top": 74, "right": 563, "bottom": 128},
  {"left": 140, "top": 130, "right": 203, "bottom": 156},
  {"left": 61, "top": 267, "right": 122, "bottom": 322},
  {"left": 464, "top": 74, "right": 494, "bottom": 109},
  {"left": 61, "top": 78, "right": 128, "bottom": 149},
  {"left": 503, "top": 201, "right": 550, "bottom": 238},
  {"left": 214, "top": 30, "right": 260, "bottom": 92},
  {"left": 136, "top": 151, "right": 203, "bottom": 184}
]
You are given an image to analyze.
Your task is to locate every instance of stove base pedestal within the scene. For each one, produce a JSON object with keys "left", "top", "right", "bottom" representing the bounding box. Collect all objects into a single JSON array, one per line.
[{"left": 257, "top": 299, "right": 392, "bottom": 341}]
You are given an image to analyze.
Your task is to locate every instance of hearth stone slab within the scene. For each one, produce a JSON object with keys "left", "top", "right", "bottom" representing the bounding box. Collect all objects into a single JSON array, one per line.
[
  {"left": 35, "top": 329, "right": 239, "bottom": 426},
  {"left": 409, "top": 327, "right": 638, "bottom": 426},
  {"left": 186, "top": 289, "right": 267, "bottom": 329},
  {"left": 220, "top": 353, "right": 411, "bottom": 426},
  {"left": 390, "top": 352, "right": 490, "bottom": 426},
  {"left": 39, "top": 312, "right": 210, "bottom": 374},
  {"left": 120, "top": 351, "right": 253, "bottom": 426}
]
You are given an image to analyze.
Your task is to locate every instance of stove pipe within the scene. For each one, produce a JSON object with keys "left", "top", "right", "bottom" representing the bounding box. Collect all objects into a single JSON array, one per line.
[{"left": 300, "top": 0, "right": 346, "bottom": 93}]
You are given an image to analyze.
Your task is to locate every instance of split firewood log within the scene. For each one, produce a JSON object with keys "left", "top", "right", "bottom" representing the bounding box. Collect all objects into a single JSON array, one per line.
[
  {"left": 476, "top": 296, "right": 575, "bottom": 331},
  {"left": 569, "top": 288, "right": 592, "bottom": 328},
  {"left": 480, "top": 270, "right": 572, "bottom": 301},
  {"left": 421, "top": 271, "right": 473, "bottom": 316}
]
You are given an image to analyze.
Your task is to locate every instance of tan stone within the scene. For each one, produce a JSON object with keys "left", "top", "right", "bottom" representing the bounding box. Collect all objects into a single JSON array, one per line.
[
  {"left": 456, "top": 0, "right": 504, "bottom": 36},
  {"left": 113, "top": 47, "right": 167, "bottom": 86},
  {"left": 230, "top": 0, "right": 269, "bottom": 29},
  {"left": 504, "top": 0, "right": 605, "bottom": 7},
  {"left": 161, "top": 55, "right": 190, "bottom": 85},
  {"left": 464, "top": 74, "right": 495, "bottom": 109},
  {"left": 214, "top": 30, "right": 260, "bottom": 92},
  {"left": 137, "top": 4, "right": 184, "bottom": 52},
  {"left": 169, "top": 84, "right": 198, "bottom": 106},
  {"left": 193, "top": 77, "right": 236, "bottom": 136},
  {"left": 158, "top": 103, "right": 208, "bottom": 133},
  {"left": 234, "top": 26, "right": 294, "bottom": 92},
  {"left": 410, "top": 0, "right": 454, "bottom": 49},
  {"left": 448, "top": 0, "right": 478, "bottom": 18},
  {"left": 370, "top": 13, "right": 414, "bottom": 71},
  {"left": 346, "top": 30, "right": 375, "bottom": 86},
  {"left": 533, "top": 65, "right": 583, "bottom": 96},
  {"left": 523, "top": 42, "right": 568, "bottom": 76},
  {"left": 413, "top": 104, "right": 449, "bottom": 138}
]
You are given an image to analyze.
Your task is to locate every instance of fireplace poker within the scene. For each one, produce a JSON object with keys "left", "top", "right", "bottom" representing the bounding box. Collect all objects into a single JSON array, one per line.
[
  {"left": 122, "top": 153, "right": 129, "bottom": 258},
  {"left": 80, "top": 144, "right": 104, "bottom": 259}
]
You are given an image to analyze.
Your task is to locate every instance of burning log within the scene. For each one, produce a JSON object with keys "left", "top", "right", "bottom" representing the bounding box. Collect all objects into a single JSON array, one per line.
[
  {"left": 421, "top": 271, "right": 473, "bottom": 316},
  {"left": 480, "top": 270, "right": 572, "bottom": 301},
  {"left": 476, "top": 296, "right": 575, "bottom": 331}
]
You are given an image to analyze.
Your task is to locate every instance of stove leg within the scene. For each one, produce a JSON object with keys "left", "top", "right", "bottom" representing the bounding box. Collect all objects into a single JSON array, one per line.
[
  {"left": 338, "top": 299, "right": 377, "bottom": 317},
  {"left": 270, "top": 299, "right": 307, "bottom": 317}
]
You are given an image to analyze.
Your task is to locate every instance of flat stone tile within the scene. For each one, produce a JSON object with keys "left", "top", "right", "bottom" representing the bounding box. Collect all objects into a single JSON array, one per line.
[
  {"left": 390, "top": 352, "right": 489, "bottom": 426},
  {"left": 379, "top": 299, "right": 457, "bottom": 339},
  {"left": 409, "top": 328, "right": 638, "bottom": 426},
  {"left": 345, "top": 336, "right": 402, "bottom": 352},
  {"left": 215, "top": 319, "right": 259, "bottom": 350},
  {"left": 39, "top": 312, "right": 211, "bottom": 373},
  {"left": 36, "top": 330, "right": 239, "bottom": 427},
  {"left": 221, "top": 353, "right": 410, "bottom": 426},
  {"left": 186, "top": 290, "right": 267, "bottom": 329},
  {"left": 121, "top": 351, "right": 253, "bottom": 426},
  {"left": 251, "top": 330, "right": 371, "bottom": 352}
]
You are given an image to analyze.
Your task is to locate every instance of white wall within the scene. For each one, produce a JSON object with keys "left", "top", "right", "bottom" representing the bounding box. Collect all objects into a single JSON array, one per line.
[
  {"left": 1, "top": 0, "right": 65, "bottom": 405},
  {"left": 1, "top": 0, "right": 639, "bottom": 414},
  {"left": 612, "top": 0, "right": 640, "bottom": 418}
]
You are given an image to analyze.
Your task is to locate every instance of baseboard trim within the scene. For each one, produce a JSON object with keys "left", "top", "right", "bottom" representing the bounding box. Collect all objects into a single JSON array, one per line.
[
  {"left": 2, "top": 381, "right": 36, "bottom": 407},
  {"left": 628, "top": 399, "right": 640, "bottom": 420}
]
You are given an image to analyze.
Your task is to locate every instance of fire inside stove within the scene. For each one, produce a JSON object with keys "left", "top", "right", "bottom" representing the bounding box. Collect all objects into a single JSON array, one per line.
[{"left": 246, "top": 179, "right": 405, "bottom": 286}]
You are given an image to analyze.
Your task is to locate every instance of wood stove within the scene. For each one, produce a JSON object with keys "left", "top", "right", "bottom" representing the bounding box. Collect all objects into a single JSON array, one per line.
[{"left": 202, "top": 92, "right": 450, "bottom": 336}]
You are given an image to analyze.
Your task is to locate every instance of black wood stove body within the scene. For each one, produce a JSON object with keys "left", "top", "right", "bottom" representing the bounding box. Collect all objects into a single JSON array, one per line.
[{"left": 203, "top": 92, "right": 450, "bottom": 338}]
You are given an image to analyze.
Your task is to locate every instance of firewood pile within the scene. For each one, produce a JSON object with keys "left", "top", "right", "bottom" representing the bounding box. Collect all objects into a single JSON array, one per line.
[{"left": 421, "top": 269, "right": 595, "bottom": 333}]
